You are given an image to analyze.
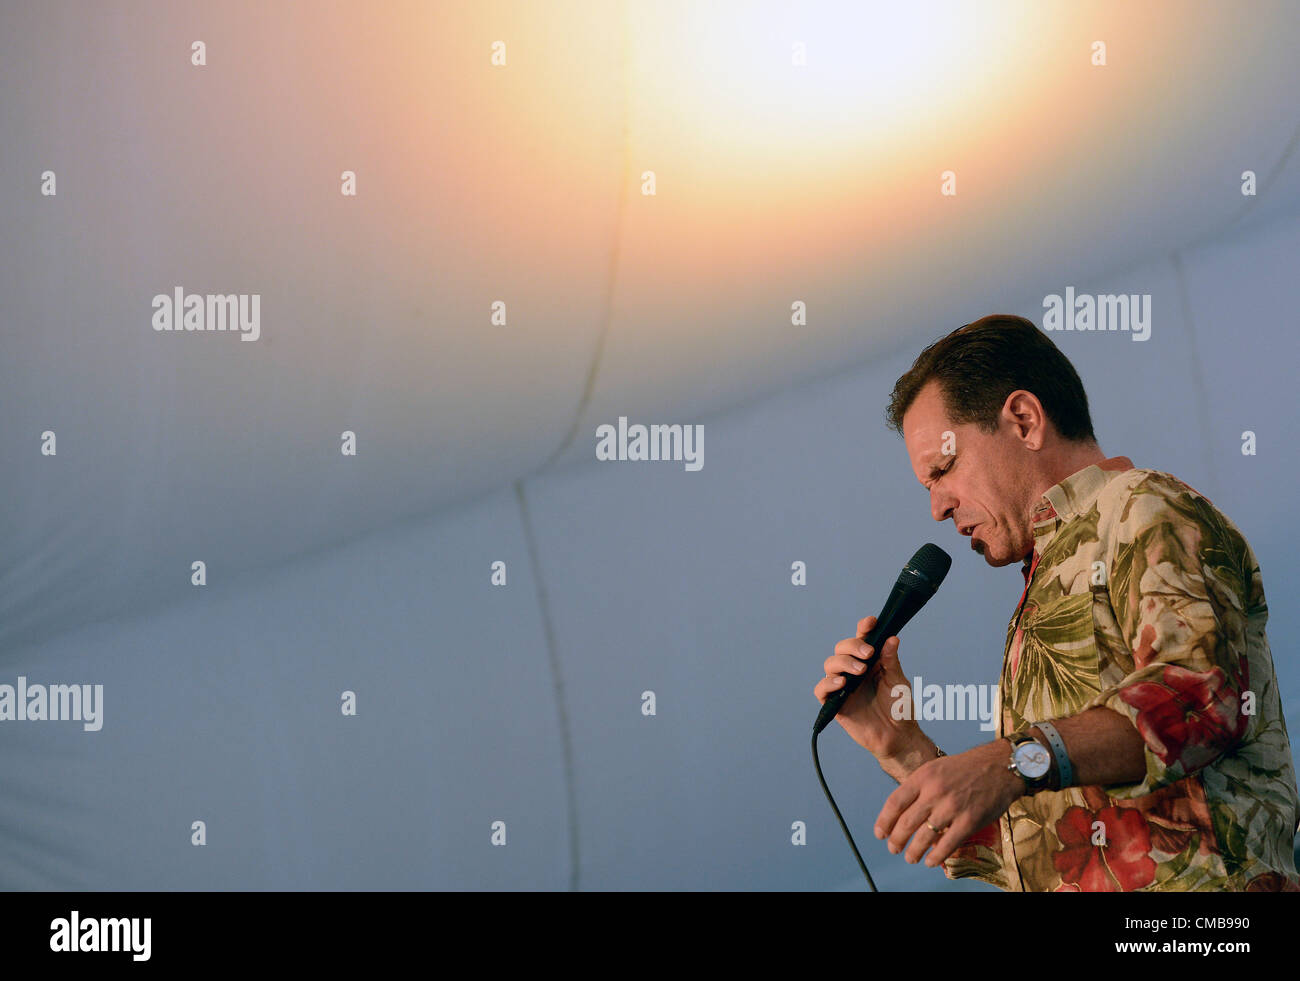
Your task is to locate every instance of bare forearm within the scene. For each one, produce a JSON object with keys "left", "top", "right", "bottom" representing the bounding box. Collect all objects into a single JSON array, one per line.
[
  {"left": 875, "top": 706, "right": 1145, "bottom": 793},
  {"left": 878, "top": 731, "right": 943, "bottom": 784},
  {"left": 1030, "top": 706, "right": 1146, "bottom": 788}
]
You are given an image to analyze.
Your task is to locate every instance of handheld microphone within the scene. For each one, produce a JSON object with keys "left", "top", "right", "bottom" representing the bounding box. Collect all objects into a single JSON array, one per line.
[{"left": 813, "top": 543, "right": 952, "bottom": 736}]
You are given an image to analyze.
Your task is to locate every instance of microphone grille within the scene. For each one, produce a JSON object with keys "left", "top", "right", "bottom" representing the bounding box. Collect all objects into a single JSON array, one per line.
[{"left": 907, "top": 543, "right": 952, "bottom": 587}]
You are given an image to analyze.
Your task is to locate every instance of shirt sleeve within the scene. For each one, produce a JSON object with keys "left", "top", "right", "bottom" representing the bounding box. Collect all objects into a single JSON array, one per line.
[
  {"left": 1081, "top": 478, "right": 1251, "bottom": 799},
  {"left": 941, "top": 819, "right": 1010, "bottom": 888}
]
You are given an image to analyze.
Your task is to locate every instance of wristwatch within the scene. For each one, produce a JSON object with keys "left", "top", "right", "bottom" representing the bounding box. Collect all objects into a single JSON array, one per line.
[{"left": 1006, "top": 731, "right": 1052, "bottom": 793}]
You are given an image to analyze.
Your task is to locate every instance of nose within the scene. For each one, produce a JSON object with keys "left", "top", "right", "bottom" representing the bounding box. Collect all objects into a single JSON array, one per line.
[{"left": 930, "top": 485, "right": 955, "bottom": 524}]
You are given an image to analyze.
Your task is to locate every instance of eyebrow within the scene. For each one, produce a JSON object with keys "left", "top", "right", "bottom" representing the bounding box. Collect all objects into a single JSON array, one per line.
[{"left": 923, "top": 453, "right": 954, "bottom": 482}]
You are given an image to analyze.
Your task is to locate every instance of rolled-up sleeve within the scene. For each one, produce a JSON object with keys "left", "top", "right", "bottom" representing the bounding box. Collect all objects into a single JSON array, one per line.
[
  {"left": 942, "top": 819, "right": 1009, "bottom": 888},
  {"left": 1082, "top": 485, "right": 1250, "bottom": 799}
]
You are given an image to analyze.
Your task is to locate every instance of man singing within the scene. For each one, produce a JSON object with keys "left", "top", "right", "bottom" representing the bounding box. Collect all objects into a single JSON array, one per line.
[{"left": 814, "top": 314, "right": 1300, "bottom": 891}]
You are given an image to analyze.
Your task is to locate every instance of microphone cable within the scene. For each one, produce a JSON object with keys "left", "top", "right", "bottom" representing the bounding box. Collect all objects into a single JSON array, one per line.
[
  {"left": 810, "top": 544, "right": 952, "bottom": 890},
  {"left": 812, "top": 728, "right": 878, "bottom": 891}
]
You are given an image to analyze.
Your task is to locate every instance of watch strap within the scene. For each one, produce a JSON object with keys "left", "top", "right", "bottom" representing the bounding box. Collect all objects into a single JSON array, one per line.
[{"left": 1033, "top": 720, "right": 1074, "bottom": 790}]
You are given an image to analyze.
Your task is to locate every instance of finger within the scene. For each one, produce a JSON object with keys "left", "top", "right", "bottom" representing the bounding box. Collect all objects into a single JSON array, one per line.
[
  {"left": 904, "top": 812, "right": 951, "bottom": 865},
  {"left": 856, "top": 615, "right": 877, "bottom": 637},
  {"left": 888, "top": 790, "right": 939, "bottom": 856},
  {"left": 924, "top": 814, "right": 977, "bottom": 868},
  {"left": 823, "top": 653, "right": 869, "bottom": 678},
  {"left": 874, "top": 779, "right": 920, "bottom": 841},
  {"left": 834, "top": 636, "right": 876, "bottom": 663},
  {"left": 813, "top": 675, "right": 845, "bottom": 703},
  {"left": 814, "top": 668, "right": 860, "bottom": 699}
]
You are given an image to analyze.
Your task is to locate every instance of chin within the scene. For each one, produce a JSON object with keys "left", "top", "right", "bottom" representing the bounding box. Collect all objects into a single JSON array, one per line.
[
  {"left": 984, "top": 552, "right": 1020, "bottom": 568},
  {"left": 974, "top": 540, "right": 1017, "bottom": 567}
]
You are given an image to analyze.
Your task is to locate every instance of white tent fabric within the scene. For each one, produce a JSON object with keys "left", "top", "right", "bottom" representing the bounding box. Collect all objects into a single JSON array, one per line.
[{"left": 2, "top": 0, "right": 1298, "bottom": 889}]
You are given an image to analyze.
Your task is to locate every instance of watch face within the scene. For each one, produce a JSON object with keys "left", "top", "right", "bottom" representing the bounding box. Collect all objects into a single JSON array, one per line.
[{"left": 1014, "top": 741, "right": 1052, "bottom": 779}]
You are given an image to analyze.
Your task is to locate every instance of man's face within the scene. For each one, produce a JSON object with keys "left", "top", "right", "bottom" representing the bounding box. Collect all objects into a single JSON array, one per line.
[{"left": 901, "top": 381, "right": 1038, "bottom": 567}]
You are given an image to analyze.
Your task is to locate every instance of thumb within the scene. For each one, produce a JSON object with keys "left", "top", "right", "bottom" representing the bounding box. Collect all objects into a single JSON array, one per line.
[{"left": 876, "top": 635, "right": 905, "bottom": 682}]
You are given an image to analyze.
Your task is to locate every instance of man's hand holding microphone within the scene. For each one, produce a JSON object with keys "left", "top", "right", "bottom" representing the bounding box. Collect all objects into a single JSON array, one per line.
[{"left": 813, "top": 615, "right": 942, "bottom": 784}]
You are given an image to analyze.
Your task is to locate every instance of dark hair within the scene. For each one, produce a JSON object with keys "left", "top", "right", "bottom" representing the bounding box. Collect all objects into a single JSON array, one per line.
[{"left": 885, "top": 314, "right": 1096, "bottom": 442}]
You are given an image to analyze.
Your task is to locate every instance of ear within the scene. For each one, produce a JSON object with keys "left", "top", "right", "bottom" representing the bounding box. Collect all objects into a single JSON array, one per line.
[{"left": 1001, "top": 390, "right": 1047, "bottom": 449}]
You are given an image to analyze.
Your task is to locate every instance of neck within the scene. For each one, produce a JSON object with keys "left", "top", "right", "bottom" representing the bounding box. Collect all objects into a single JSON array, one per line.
[
  {"left": 1021, "top": 440, "right": 1106, "bottom": 540},
  {"left": 1042, "top": 440, "right": 1106, "bottom": 490}
]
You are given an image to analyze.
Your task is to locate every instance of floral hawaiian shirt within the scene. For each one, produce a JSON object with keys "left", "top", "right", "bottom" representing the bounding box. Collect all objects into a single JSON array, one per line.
[{"left": 943, "top": 456, "right": 1300, "bottom": 891}]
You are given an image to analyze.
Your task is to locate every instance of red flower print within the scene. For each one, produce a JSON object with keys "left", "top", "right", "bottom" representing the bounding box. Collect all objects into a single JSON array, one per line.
[
  {"left": 1245, "top": 871, "right": 1300, "bottom": 892},
  {"left": 1009, "top": 624, "right": 1025, "bottom": 678},
  {"left": 1133, "top": 624, "right": 1157, "bottom": 668},
  {"left": 1117, "top": 664, "right": 1247, "bottom": 772},
  {"left": 1053, "top": 805, "right": 1156, "bottom": 891},
  {"left": 961, "top": 821, "right": 999, "bottom": 850},
  {"left": 1113, "top": 780, "right": 1218, "bottom": 858}
]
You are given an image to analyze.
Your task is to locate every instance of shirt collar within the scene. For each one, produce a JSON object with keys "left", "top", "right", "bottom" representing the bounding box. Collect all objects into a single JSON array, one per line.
[{"left": 1024, "top": 455, "right": 1135, "bottom": 566}]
